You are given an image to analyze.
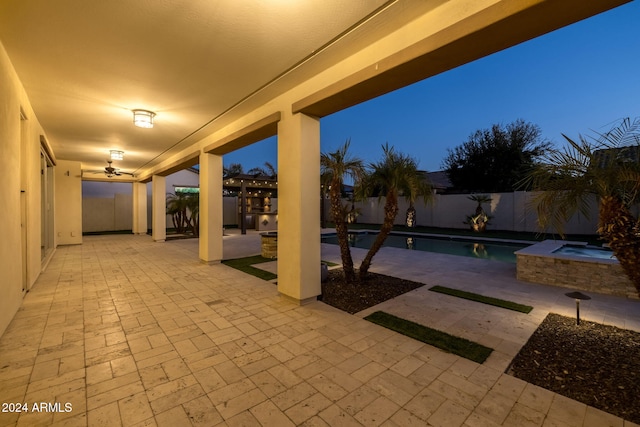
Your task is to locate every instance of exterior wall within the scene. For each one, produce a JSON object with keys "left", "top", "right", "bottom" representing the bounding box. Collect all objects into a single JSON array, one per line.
[
  {"left": 55, "top": 160, "right": 82, "bottom": 244},
  {"left": 341, "top": 191, "right": 600, "bottom": 235},
  {"left": 0, "top": 42, "right": 49, "bottom": 335}
]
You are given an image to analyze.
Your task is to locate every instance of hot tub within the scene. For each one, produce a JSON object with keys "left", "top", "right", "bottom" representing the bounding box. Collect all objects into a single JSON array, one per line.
[
  {"left": 553, "top": 245, "right": 616, "bottom": 260},
  {"left": 515, "top": 240, "right": 636, "bottom": 299}
]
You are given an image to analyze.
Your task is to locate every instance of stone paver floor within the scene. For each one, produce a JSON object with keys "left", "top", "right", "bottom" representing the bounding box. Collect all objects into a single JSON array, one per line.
[{"left": 0, "top": 231, "right": 638, "bottom": 426}]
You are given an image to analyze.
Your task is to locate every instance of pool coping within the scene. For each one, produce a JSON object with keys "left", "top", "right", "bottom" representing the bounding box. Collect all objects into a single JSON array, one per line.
[
  {"left": 321, "top": 228, "right": 536, "bottom": 246},
  {"left": 514, "top": 239, "right": 619, "bottom": 265}
]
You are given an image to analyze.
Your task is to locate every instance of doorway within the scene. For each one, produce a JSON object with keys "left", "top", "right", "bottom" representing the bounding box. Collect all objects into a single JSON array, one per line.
[
  {"left": 20, "top": 109, "right": 28, "bottom": 292},
  {"left": 40, "top": 147, "right": 55, "bottom": 266}
]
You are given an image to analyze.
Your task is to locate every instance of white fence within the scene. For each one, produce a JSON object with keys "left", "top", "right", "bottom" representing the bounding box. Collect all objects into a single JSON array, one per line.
[
  {"left": 82, "top": 194, "right": 133, "bottom": 232},
  {"left": 334, "top": 191, "right": 600, "bottom": 235},
  {"left": 84, "top": 190, "right": 605, "bottom": 235},
  {"left": 83, "top": 196, "right": 241, "bottom": 232}
]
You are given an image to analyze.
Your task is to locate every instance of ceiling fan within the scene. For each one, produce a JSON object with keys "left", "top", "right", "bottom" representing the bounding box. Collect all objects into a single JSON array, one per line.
[{"left": 86, "top": 160, "right": 135, "bottom": 178}]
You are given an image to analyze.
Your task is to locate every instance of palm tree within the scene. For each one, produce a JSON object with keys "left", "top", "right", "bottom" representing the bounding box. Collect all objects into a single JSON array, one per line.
[
  {"left": 223, "top": 163, "right": 244, "bottom": 178},
  {"left": 321, "top": 140, "right": 365, "bottom": 284},
  {"left": 358, "top": 144, "right": 432, "bottom": 280},
  {"left": 167, "top": 192, "right": 200, "bottom": 236},
  {"left": 166, "top": 192, "right": 189, "bottom": 233},
  {"left": 526, "top": 117, "right": 640, "bottom": 296},
  {"left": 248, "top": 161, "right": 277, "bottom": 178},
  {"left": 185, "top": 192, "right": 199, "bottom": 236},
  {"left": 466, "top": 194, "right": 492, "bottom": 232}
]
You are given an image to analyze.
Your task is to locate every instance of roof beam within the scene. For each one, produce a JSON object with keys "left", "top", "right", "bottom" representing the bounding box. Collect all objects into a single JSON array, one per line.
[
  {"left": 293, "top": 0, "right": 630, "bottom": 118},
  {"left": 204, "top": 112, "right": 281, "bottom": 155}
]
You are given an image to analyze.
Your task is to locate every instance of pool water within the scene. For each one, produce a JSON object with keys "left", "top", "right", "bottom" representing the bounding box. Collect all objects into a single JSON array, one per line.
[
  {"left": 321, "top": 232, "right": 528, "bottom": 263},
  {"left": 553, "top": 245, "right": 617, "bottom": 260}
]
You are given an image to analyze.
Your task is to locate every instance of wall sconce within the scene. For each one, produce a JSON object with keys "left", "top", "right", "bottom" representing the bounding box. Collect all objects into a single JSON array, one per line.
[
  {"left": 132, "top": 109, "right": 155, "bottom": 128},
  {"left": 110, "top": 150, "right": 124, "bottom": 160}
]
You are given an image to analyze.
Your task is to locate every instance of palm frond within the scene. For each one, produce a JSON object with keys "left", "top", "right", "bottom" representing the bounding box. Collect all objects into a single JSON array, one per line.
[{"left": 526, "top": 116, "right": 640, "bottom": 236}]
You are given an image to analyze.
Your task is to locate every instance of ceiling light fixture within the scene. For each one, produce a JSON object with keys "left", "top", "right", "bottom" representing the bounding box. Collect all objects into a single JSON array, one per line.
[
  {"left": 132, "top": 109, "right": 155, "bottom": 128},
  {"left": 110, "top": 150, "right": 124, "bottom": 160}
]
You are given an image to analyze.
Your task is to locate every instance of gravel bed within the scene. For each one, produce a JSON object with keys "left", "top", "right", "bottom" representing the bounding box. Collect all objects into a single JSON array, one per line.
[
  {"left": 507, "top": 313, "right": 640, "bottom": 424},
  {"left": 319, "top": 269, "right": 425, "bottom": 314}
]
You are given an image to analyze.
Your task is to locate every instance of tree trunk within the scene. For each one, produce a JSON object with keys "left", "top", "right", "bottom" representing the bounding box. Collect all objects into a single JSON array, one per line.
[
  {"left": 598, "top": 195, "right": 640, "bottom": 296},
  {"left": 171, "top": 214, "right": 178, "bottom": 231},
  {"left": 191, "top": 213, "right": 199, "bottom": 237},
  {"left": 330, "top": 181, "right": 356, "bottom": 283},
  {"left": 359, "top": 191, "right": 398, "bottom": 280}
]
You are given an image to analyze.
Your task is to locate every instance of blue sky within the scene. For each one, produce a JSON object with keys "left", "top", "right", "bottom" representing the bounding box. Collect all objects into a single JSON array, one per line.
[{"left": 223, "top": 1, "right": 639, "bottom": 173}]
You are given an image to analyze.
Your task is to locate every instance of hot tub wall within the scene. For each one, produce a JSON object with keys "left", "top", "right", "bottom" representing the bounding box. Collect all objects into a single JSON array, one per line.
[{"left": 516, "top": 241, "right": 637, "bottom": 299}]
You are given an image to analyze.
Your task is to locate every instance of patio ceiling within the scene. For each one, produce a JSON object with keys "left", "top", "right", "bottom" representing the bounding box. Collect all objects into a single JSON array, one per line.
[
  {"left": 0, "top": 0, "right": 630, "bottom": 181},
  {"left": 0, "top": 0, "right": 421, "bottom": 178}
]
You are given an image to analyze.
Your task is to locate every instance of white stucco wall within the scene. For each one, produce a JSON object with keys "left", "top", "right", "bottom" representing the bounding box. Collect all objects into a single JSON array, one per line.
[
  {"left": 83, "top": 169, "right": 203, "bottom": 232},
  {"left": 0, "top": 41, "right": 49, "bottom": 335},
  {"left": 341, "top": 191, "right": 600, "bottom": 235},
  {"left": 55, "top": 160, "right": 83, "bottom": 244}
]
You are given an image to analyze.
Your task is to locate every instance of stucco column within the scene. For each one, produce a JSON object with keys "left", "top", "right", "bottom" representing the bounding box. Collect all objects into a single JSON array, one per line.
[
  {"left": 199, "top": 152, "right": 223, "bottom": 263},
  {"left": 151, "top": 175, "right": 166, "bottom": 242},
  {"left": 277, "top": 113, "right": 321, "bottom": 304},
  {"left": 132, "top": 182, "right": 147, "bottom": 235}
]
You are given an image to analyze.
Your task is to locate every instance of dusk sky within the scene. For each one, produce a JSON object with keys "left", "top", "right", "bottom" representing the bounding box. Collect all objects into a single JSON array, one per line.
[{"left": 223, "top": 1, "right": 639, "bottom": 174}]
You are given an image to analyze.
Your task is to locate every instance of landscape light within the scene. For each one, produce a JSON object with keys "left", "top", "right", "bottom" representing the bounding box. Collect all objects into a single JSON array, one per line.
[{"left": 565, "top": 291, "right": 591, "bottom": 325}]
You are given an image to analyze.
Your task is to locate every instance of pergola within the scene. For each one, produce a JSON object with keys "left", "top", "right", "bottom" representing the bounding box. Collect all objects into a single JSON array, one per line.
[{"left": 223, "top": 174, "right": 278, "bottom": 234}]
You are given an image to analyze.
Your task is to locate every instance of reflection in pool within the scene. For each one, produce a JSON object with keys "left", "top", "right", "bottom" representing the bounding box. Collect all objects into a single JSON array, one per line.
[{"left": 322, "top": 232, "right": 529, "bottom": 263}]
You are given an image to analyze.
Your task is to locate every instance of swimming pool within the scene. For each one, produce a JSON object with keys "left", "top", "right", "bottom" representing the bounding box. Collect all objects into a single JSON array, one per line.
[{"left": 321, "top": 232, "right": 529, "bottom": 263}]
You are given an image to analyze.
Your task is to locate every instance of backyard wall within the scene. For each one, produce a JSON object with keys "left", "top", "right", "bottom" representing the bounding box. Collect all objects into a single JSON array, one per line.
[
  {"left": 335, "top": 191, "right": 600, "bottom": 235},
  {"left": 224, "top": 197, "right": 239, "bottom": 227},
  {"left": 83, "top": 191, "right": 241, "bottom": 232},
  {"left": 83, "top": 169, "right": 200, "bottom": 232},
  {"left": 83, "top": 193, "right": 133, "bottom": 232}
]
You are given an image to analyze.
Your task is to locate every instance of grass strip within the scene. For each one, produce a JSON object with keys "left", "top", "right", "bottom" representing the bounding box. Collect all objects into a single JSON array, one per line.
[
  {"left": 322, "top": 260, "right": 339, "bottom": 267},
  {"left": 222, "top": 255, "right": 277, "bottom": 281},
  {"left": 429, "top": 285, "right": 533, "bottom": 313},
  {"left": 222, "top": 256, "right": 339, "bottom": 281},
  {"left": 364, "top": 311, "right": 493, "bottom": 364}
]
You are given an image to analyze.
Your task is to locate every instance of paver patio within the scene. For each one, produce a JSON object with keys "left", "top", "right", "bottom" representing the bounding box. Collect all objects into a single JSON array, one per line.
[{"left": 0, "top": 230, "right": 638, "bottom": 426}]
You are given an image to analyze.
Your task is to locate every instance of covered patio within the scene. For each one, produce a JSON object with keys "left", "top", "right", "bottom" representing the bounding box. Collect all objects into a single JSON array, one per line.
[
  {"left": 1, "top": 232, "right": 638, "bottom": 425},
  {"left": 1, "top": 1, "right": 637, "bottom": 425},
  {"left": 1, "top": 1, "right": 631, "bottom": 332}
]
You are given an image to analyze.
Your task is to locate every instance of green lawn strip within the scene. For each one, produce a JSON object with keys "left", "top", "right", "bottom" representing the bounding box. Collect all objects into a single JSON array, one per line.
[
  {"left": 429, "top": 285, "right": 533, "bottom": 314},
  {"left": 222, "top": 255, "right": 277, "bottom": 281},
  {"left": 364, "top": 311, "right": 493, "bottom": 364},
  {"left": 322, "top": 260, "right": 340, "bottom": 267},
  {"left": 222, "top": 256, "right": 337, "bottom": 281}
]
